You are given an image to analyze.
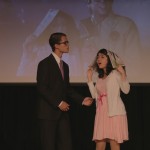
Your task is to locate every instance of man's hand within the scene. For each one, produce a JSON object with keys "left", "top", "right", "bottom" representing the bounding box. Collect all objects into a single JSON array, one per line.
[
  {"left": 58, "top": 101, "right": 70, "bottom": 111},
  {"left": 82, "top": 97, "right": 93, "bottom": 106}
]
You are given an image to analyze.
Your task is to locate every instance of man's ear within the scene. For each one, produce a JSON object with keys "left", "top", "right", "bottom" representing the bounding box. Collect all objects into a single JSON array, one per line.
[{"left": 55, "top": 43, "right": 59, "bottom": 49}]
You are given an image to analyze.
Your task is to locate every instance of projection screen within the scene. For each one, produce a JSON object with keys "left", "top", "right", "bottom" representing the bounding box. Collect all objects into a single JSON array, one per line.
[{"left": 0, "top": 0, "right": 150, "bottom": 83}]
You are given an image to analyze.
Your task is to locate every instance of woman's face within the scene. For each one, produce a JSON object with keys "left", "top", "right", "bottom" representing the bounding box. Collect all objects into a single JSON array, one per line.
[{"left": 96, "top": 53, "right": 108, "bottom": 69}]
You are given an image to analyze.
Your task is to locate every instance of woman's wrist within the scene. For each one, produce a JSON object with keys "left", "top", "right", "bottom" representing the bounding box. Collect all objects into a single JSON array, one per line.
[{"left": 87, "top": 77, "right": 92, "bottom": 82}]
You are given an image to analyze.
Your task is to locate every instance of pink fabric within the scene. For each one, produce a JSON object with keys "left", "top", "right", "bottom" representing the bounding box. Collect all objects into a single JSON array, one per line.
[
  {"left": 93, "top": 78, "right": 128, "bottom": 143},
  {"left": 97, "top": 93, "right": 107, "bottom": 105}
]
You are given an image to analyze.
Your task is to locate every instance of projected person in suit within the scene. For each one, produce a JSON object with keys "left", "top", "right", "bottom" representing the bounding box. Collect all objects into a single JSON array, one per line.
[
  {"left": 17, "top": 9, "right": 82, "bottom": 78},
  {"left": 36, "top": 32, "right": 93, "bottom": 150},
  {"left": 79, "top": 0, "right": 142, "bottom": 82}
]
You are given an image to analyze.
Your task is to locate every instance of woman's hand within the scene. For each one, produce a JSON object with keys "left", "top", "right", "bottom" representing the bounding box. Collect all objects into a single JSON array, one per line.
[
  {"left": 87, "top": 66, "right": 93, "bottom": 82},
  {"left": 117, "top": 65, "right": 126, "bottom": 80}
]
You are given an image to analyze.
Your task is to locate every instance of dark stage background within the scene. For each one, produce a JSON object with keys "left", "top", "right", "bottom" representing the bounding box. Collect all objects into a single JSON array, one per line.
[{"left": 0, "top": 83, "right": 150, "bottom": 150}]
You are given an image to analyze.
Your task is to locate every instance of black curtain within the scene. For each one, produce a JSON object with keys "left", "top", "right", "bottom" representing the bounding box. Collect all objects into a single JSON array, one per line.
[{"left": 0, "top": 83, "right": 150, "bottom": 150}]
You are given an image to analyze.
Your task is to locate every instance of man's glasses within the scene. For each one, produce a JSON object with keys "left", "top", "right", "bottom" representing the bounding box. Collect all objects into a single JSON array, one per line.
[{"left": 58, "top": 41, "right": 69, "bottom": 45}]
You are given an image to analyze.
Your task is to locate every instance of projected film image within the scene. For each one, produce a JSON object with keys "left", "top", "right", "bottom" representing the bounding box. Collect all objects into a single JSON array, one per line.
[{"left": 0, "top": 0, "right": 150, "bottom": 83}]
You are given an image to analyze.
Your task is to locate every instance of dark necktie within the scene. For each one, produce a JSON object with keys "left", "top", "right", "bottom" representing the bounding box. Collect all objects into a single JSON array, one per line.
[{"left": 59, "top": 60, "right": 64, "bottom": 79}]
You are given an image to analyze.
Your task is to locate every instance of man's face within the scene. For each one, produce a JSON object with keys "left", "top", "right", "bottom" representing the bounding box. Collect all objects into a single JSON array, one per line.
[
  {"left": 57, "top": 36, "right": 69, "bottom": 53},
  {"left": 89, "top": 0, "right": 113, "bottom": 16}
]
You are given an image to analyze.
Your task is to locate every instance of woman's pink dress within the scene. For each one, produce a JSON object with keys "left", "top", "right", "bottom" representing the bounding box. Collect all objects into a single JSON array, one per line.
[{"left": 93, "top": 78, "right": 129, "bottom": 143}]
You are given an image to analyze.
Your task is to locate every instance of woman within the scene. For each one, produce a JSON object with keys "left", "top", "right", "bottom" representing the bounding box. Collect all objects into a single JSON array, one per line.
[{"left": 87, "top": 48, "right": 130, "bottom": 150}]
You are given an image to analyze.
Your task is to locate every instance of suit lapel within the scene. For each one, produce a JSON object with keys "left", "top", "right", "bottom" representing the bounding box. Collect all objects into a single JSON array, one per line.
[{"left": 49, "top": 54, "right": 64, "bottom": 81}]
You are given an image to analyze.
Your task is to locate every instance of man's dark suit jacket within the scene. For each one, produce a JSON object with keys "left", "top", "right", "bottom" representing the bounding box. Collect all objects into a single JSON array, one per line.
[{"left": 36, "top": 54, "right": 84, "bottom": 120}]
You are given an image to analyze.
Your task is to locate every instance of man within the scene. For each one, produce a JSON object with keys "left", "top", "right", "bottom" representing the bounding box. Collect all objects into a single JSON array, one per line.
[
  {"left": 79, "top": 0, "right": 142, "bottom": 82},
  {"left": 36, "top": 32, "right": 92, "bottom": 150}
]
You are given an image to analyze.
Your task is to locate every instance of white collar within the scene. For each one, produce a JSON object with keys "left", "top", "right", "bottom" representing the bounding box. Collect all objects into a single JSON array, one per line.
[{"left": 52, "top": 52, "right": 61, "bottom": 64}]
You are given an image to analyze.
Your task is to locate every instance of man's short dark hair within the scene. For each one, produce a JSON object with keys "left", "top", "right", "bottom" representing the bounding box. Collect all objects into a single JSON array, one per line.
[{"left": 49, "top": 32, "right": 66, "bottom": 51}]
